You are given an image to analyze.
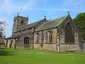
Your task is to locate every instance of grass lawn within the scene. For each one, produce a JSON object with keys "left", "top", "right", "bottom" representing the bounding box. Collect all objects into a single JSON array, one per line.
[{"left": 0, "top": 48, "right": 85, "bottom": 64}]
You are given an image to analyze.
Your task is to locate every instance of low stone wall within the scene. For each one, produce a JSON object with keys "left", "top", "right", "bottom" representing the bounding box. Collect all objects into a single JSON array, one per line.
[
  {"left": 34, "top": 44, "right": 56, "bottom": 51},
  {"left": 60, "top": 44, "right": 80, "bottom": 51}
]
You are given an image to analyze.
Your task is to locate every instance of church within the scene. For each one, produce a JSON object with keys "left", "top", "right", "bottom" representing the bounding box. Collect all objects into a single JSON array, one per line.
[{"left": 6, "top": 13, "right": 80, "bottom": 51}]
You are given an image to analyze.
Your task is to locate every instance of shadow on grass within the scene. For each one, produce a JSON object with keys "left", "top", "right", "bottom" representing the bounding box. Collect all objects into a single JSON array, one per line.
[{"left": 0, "top": 48, "right": 15, "bottom": 56}]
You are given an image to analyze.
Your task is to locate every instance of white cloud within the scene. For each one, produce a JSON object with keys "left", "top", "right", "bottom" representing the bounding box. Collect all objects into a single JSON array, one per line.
[
  {"left": 0, "top": 0, "right": 37, "bottom": 14},
  {"left": 21, "top": 0, "right": 37, "bottom": 11},
  {"left": 0, "top": 0, "right": 38, "bottom": 37},
  {"left": 62, "top": 0, "right": 82, "bottom": 6},
  {"left": 0, "top": 0, "right": 84, "bottom": 14},
  {"left": 61, "top": 0, "right": 85, "bottom": 12},
  {"left": 0, "top": 0, "right": 85, "bottom": 14},
  {"left": 0, "top": 0, "right": 85, "bottom": 37},
  {"left": 0, "top": 0, "right": 5, "bottom": 8}
]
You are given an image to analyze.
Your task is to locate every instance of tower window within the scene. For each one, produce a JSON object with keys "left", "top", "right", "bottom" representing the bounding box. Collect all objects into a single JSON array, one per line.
[{"left": 21, "top": 20, "right": 24, "bottom": 25}]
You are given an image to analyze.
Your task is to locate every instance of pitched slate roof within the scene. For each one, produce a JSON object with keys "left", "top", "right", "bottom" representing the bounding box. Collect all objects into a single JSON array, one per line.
[
  {"left": 35, "top": 16, "right": 67, "bottom": 31},
  {"left": 7, "top": 31, "right": 32, "bottom": 39},
  {"left": 17, "top": 17, "right": 47, "bottom": 32},
  {"left": 7, "top": 35, "right": 20, "bottom": 39},
  {"left": 17, "top": 21, "right": 40, "bottom": 31}
]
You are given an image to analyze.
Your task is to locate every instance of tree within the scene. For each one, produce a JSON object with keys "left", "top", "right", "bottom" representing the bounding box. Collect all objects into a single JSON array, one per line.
[{"left": 74, "top": 12, "right": 85, "bottom": 42}]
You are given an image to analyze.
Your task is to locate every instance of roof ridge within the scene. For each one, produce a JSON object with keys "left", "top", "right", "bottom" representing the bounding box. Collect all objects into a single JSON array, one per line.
[
  {"left": 47, "top": 16, "right": 67, "bottom": 22},
  {"left": 35, "top": 16, "right": 67, "bottom": 31}
]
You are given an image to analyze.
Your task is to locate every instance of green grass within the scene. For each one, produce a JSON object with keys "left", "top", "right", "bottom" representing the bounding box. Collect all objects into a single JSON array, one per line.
[{"left": 0, "top": 48, "right": 85, "bottom": 64}]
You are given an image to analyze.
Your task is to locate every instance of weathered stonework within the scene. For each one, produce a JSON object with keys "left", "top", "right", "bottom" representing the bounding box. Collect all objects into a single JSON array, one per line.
[{"left": 6, "top": 14, "right": 81, "bottom": 52}]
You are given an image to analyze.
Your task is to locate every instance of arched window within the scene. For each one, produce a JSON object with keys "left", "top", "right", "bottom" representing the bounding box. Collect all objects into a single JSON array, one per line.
[
  {"left": 24, "top": 37, "right": 29, "bottom": 44},
  {"left": 45, "top": 32, "right": 48, "bottom": 43},
  {"left": 24, "top": 37, "right": 29, "bottom": 48},
  {"left": 36, "top": 33, "right": 39, "bottom": 43},
  {"left": 48, "top": 31, "right": 52, "bottom": 42},
  {"left": 65, "top": 23, "right": 74, "bottom": 44}
]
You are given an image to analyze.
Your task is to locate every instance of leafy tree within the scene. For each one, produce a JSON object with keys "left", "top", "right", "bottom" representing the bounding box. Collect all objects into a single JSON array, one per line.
[{"left": 74, "top": 12, "right": 85, "bottom": 42}]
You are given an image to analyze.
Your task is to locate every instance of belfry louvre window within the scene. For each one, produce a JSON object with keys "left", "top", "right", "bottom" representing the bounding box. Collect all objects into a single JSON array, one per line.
[{"left": 65, "top": 23, "right": 74, "bottom": 44}]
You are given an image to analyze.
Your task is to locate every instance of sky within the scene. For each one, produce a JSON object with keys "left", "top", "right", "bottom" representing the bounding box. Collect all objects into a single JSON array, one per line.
[{"left": 0, "top": 0, "right": 85, "bottom": 37}]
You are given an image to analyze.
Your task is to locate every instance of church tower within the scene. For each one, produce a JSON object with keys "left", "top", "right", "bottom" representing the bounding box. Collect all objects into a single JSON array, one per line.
[{"left": 12, "top": 14, "right": 28, "bottom": 33}]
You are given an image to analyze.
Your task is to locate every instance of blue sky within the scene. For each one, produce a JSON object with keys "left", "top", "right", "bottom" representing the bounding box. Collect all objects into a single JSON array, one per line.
[{"left": 0, "top": 0, "right": 85, "bottom": 37}]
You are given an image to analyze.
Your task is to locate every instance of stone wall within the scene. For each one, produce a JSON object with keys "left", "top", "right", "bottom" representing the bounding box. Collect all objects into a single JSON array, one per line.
[
  {"left": 34, "top": 44, "right": 56, "bottom": 51},
  {"left": 34, "top": 28, "right": 57, "bottom": 43},
  {"left": 11, "top": 39, "right": 15, "bottom": 48},
  {"left": 16, "top": 36, "right": 24, "bottom": 48},
  {"left": 59, "top": 44, "right": 80, "bottom": 51},
  {"left": 34, "top": 28, "right": 57, "bottom": 51},
  {"left": 7, "top": 39, "right": 11, "bottom": 48}
]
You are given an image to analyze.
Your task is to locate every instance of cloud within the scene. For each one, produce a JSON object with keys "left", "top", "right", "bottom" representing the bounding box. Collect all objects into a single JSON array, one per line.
[
  {"left": 0, "top": 0, "right": 84, "bottom": 14},
  {"left": 61, "top": 0, "right": 85, "bottom": 12},
  {"left": 0, "top": 0, "right": 38, "bottom": 37},
  {"left": 0, "top": 0, "right": 37, "bottom": 14},
  {"left": 21, "top": 0, "right": 37, "bottom": 11},
  {"left": 0, "top": 0, "right": 85, "bottom": 37},
  {"left": 23, "top": 7, "right": 69, "bottom": 11},
  {"left": 0, "top": 0, "right": 5, "bottom": 8},
  {"left": 62, "top": 0, "right": 82, "bottom": 7}
]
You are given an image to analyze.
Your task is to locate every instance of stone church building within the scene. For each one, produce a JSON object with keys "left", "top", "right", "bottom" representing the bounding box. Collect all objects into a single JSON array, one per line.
[{"left": 6, "top": 13, "right": 80, "bottom": 51}]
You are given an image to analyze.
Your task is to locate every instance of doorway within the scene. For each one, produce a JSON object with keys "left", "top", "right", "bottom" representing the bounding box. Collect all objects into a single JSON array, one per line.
[{"left": 24, "top": 37, "right": 29, "bottom": 48}]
